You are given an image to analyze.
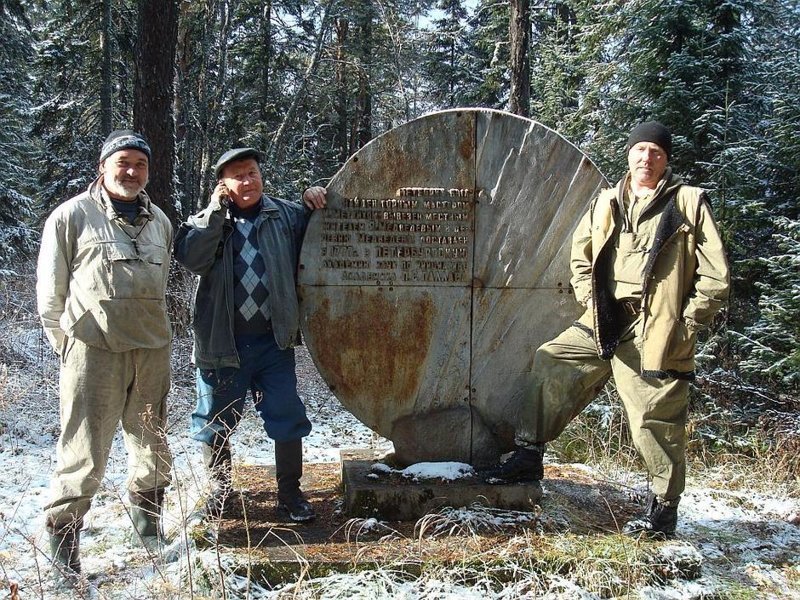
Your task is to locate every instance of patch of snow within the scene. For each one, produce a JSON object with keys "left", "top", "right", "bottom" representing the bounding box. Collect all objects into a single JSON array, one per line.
[
  {"left": 367, "top": 459, "right": 475, "bottom": 481},
  {"left": 400, "top": 461, "right": 475, "bottom": 481}
]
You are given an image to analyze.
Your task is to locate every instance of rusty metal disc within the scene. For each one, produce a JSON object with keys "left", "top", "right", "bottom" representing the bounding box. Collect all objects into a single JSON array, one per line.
[{"left": 298, "top": 109, "right": 606, "bottom": 467}]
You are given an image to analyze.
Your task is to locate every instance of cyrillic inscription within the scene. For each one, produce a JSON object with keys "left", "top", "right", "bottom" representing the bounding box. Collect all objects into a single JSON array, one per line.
[{"left": 319, "top": 192, "right": 476, "bottom": 285}]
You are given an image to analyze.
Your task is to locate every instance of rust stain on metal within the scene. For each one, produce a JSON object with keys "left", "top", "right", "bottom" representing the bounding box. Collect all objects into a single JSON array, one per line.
[
  {"left": 299, "top": 109, "right": 606, "bottom": 465},
  {"left": 305, "top": 290, "right": 436, "bottom": 428},
  {"left": 458, "top": 121, "right": 474, "bottom": 162}
]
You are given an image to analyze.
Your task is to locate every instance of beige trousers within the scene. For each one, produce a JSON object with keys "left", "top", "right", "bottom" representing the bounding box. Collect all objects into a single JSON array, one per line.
[
  {"left": 517, "top": 320, "right": 689, "bottom": 500},
  {"left": 45, "top": 338, "right": 173, "bottom": 528}
]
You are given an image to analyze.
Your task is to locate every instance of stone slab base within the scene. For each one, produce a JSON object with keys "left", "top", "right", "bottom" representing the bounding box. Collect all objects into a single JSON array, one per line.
[{"left": 341, "top": 449, "right": 542, "bottom": 520}]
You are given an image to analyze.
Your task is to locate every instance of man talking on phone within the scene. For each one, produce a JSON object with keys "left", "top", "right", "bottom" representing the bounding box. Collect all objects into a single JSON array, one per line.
[{"left": 174, "top": 148, "right": 326, "bottom": 522}]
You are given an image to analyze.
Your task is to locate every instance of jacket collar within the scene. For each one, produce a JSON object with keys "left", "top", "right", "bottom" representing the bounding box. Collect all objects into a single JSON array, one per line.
[
  {"left": 615, "top": 168, "right": 683, "bottom": 211},
  {"left": 259, "top": 194, "right": 280, "bottom": 214},
  {"left": 89, "top": 175, "right": 155, "bottom": 224},
  {"left": 226, "top": 195, "right": 279, "bottom": 222}
]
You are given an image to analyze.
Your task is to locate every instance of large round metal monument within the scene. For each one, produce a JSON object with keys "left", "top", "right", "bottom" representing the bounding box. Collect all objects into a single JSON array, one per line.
[{"left": 298, "top": 109, "right": 606, "bottom": 467}]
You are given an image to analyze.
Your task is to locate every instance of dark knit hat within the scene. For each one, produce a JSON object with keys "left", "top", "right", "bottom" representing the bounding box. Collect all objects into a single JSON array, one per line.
[
  {"left": 627, "top": 121, "right": 672, "bottom": 159},
  {"left": 213, "top": 147, "right": 261, "bottom": 179},
  {"left": 100, "top": 130, "right": 151, "bottom": 163}
]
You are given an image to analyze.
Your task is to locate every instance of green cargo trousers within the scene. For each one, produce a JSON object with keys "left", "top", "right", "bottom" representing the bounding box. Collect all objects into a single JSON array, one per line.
[
  {"left": 516, "top": 320, "right": 689, "bottom": 501},
  {"left": 45, "top": 338, "right": 173, "bottom": 529}
]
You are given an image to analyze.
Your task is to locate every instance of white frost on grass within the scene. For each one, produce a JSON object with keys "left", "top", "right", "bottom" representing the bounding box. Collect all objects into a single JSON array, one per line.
[{"left": 0, "top": 324, "right": 799, "bottom": 599}]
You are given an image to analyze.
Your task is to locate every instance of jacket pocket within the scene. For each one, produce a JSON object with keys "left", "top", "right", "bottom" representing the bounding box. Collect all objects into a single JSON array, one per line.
[
  {"left": 665, "top": 319, "right": 697, "bottom": 370},
  {"left": 101, "top": 241, "right": 168, "bottom": 299},
  {"left": 576, "top": 305, "right": 594, "bottom": 332}
]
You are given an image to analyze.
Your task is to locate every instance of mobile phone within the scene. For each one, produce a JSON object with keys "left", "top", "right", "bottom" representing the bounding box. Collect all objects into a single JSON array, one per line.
[{"left": 218, "top": 180, "right": 231, "bottom": 207}]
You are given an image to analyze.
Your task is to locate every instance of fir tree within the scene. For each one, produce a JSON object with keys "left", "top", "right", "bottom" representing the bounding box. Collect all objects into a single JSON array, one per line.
[
  {"left": 0, "top": 0, "right": 37, "bottom": 269},
  {"left": 30, "top": 0, "right": 137, "bottom": 211},
  {"left": 461, "top": 0, "right": 508, "bottom": 108},
  {"left": 423, "top": 0, "right": 470, "bottom": 109},
  {"left": 739, "top": 217, "right": 800, "bottom": 390}
]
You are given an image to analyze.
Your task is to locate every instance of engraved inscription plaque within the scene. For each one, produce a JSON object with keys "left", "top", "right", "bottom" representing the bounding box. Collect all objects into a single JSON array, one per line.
[
  {"left": 317, "top": 190, "right": 473, "bottom": 286},
  {"left": 298, "top": 109, "right": 607, "bottom": 467}
]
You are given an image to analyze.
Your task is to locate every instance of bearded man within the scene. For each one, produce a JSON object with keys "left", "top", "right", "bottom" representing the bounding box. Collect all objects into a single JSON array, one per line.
[{"left": 37, "top": 130, "right": 173, "bottom": 580}]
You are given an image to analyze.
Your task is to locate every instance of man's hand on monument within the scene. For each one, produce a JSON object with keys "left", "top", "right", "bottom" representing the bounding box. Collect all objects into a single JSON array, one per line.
[{"left": 302, "top": 186, "right": 327, "bottom": 210}]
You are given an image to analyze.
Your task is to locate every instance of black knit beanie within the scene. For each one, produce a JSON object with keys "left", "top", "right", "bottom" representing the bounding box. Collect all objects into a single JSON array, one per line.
[
  {"left": 626, "top": 121, "right": 672, "bottom": 159},
  {"left": 99, "top": 130, "right": 151, "bottom": 163}
]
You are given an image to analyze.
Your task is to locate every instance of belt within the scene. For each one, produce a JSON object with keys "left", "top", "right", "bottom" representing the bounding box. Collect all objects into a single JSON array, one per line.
[{"left": 618, "top": 299, "right": 641, "bottom": 317}]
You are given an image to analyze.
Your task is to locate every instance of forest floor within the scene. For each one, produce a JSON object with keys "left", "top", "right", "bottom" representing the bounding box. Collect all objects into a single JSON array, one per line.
[{"left": 0, "top": 284, "right": 799, "bottom": 599}]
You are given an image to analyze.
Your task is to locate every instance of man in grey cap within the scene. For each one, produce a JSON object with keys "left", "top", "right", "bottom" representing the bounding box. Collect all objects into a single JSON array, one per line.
[
  {"left": 37, "top": 130, "right": 173, "bottom": 581},
  {"left": 174, "top": 147, "right": 326, "bottom": 522},
  {"left": 486, "top": 121, "right": 730, "bottom": 538}
]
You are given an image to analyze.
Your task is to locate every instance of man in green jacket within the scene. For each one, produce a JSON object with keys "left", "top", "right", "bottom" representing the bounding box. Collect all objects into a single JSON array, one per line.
[
  {"left": 487, "top": 121, "right": 730, "bottom": 537},
  {"left": 37, "top": 130, "right": 173, "bottom": 580}
]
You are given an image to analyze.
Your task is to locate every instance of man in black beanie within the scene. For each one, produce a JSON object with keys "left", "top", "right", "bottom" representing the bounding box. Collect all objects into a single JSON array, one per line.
[
  {"left": 37, "top": 129, "right": 173, "bottom": 583},
  {"left": 486, "top": 120, "right": 730, "bottom": 538}
]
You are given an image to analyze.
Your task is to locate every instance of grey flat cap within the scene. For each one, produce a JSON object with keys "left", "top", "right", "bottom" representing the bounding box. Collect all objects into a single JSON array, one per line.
[{"left": 213, "top": 147, "right": 261, "bottom": 178}]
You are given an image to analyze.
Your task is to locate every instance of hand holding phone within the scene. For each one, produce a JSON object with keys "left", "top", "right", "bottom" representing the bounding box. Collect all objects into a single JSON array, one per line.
[{"left": 214, "top": 180, "right": 231, "bottom": 208}]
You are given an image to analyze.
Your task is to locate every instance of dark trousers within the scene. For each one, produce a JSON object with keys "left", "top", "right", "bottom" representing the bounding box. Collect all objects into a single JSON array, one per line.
[{"left": 192, "top": 333, "right": 311, "bottom": 447}]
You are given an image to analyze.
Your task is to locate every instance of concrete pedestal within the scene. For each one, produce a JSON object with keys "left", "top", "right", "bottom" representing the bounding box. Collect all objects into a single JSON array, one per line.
[{"left": 340, "top": 450, "right": 541, "bottom": 520}]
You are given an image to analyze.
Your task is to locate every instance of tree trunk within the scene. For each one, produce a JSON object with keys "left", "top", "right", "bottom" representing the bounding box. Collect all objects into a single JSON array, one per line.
[
  {"left": 198, "top": 0, "right": 234, "bottom": 204},
  {"left": 258, "top": 0, "right": 273, "bottom": 148},
  {"left": 134, "top": 0, "right": 180, "bottom": 225},
  {"left": 175, "top": 1, "right": 194, "bottom": 216},
  {"left": 100, "top": 0, "right": 112, "bottom": 135},
  {"left": 355, "top": 0, "right": 374, "bottom": 149},
  {"left": 509, "top": 0, "right": 531, "bottom": 117},
  {"left": 335, "top": 18, "right": 349, "bottom": 164}
]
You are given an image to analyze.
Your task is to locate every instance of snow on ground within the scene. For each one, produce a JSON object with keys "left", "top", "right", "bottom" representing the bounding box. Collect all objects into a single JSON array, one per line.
[
  {"left": 368, "top": 461, "right": 476, "bottom": 482},
  {"left": 0, "top": 323, "right": 799, "bottom": 599}
]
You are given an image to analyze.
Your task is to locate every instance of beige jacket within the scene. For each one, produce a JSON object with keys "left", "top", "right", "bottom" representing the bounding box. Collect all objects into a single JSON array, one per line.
[
  {"left": 571, "top": 169, "right": 730, "bottom": 379},
  {"left": 37, "top": 177, "right": 173, "bottom": 353}
]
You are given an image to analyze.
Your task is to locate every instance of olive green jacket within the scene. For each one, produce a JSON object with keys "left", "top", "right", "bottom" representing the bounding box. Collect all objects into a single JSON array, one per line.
[
  {"left": 570, "top": 169, "right": 730, "bottom": 379},
  {"left": 36, "top": 177, "right": 173, "bottom": 353}
]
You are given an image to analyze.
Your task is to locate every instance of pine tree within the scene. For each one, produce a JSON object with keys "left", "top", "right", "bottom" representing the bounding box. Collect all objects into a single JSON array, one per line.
[
  {"left": 731, "top": 1, "right": 800, "bottom": 390},
  {"left": 423, "top": 0, "right": 469, "bottom": 109},
  {"left": 527, "top": 1, "right": 601, "bottom": 143},
  {"left": 461, "top": 0, "right": 508, "bottom": 108},
  {"left": 31, "top": 0, "right": 138, "bottom": 211},
  {"left": 739, "top": 217, "right": 800, "bottom": 389},
  {"left": 0, "top": 0, "right": 37, "bottom": 270}
]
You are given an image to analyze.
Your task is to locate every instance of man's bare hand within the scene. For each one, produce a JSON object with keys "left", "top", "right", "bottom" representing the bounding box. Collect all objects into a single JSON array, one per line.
[
  {"left": 302, "top": 186, "right": 327, "bottom": 210},
  {"left": 212, "top": 181, "right": 231, "bottom": 208}
]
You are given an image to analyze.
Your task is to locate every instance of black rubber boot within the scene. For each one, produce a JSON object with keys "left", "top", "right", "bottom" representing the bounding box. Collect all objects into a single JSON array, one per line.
[
  {"left": 130, "top": 487, "right": 165, "bottom": 540},
  {"left": 202, "top": 440, "right": 233, "bottom": 519},
  {"left": 623, "top": 495, "right": 679, "bottom": 538},
  {"left": 275, "top": 439, "right": 315, "bottom": 522},
  {"left": 484, "top": 443, "right": 545, "bottom": 484},
  {"left": 48, "top": 520, "right": 82, "bottom": 582}
]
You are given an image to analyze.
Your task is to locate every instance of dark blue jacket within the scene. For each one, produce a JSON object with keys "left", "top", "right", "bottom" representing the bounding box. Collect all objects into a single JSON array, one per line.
[{"left": 174, "top": 195, "right": 309, "bottom": 369}]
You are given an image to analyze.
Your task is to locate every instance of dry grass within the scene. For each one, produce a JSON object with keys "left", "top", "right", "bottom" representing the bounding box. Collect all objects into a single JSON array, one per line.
[
  {"left": 552, "top": 380, "right": 800, "bottom": 499},
  {"left": 1, "top": 261, "right": 798, "bottom": 599}
]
